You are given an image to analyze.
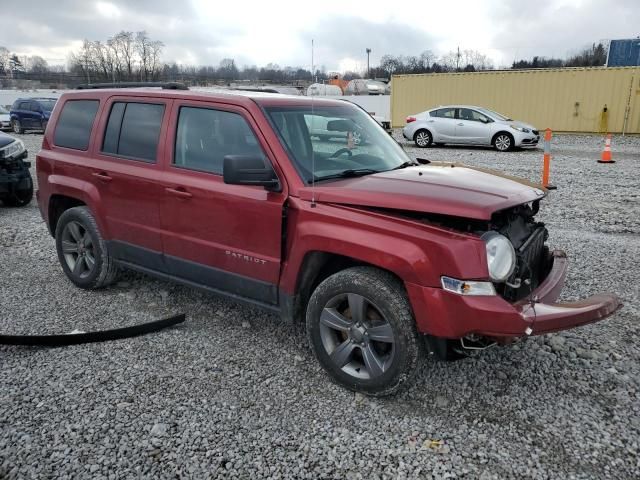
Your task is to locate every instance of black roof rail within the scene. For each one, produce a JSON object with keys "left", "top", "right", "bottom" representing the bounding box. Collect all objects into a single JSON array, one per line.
[
  {"left": 232, "top": 87, "right": 281, "bottom": 94},
  {"left": 76, "top": 82, "right": 188, "bottom": 90}
]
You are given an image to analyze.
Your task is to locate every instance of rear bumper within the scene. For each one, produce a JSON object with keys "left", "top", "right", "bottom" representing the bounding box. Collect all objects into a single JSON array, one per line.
[{"left": 406, "top": 250, "right": 621, "bottom": 338}]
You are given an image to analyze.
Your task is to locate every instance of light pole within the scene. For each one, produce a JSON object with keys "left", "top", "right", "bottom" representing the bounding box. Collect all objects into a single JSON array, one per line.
[{"left": 366, "top": 48, "right": 371, "bottom": 79}]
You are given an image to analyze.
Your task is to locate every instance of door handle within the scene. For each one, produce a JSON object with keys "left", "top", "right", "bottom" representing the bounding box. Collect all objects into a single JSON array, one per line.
[
  {"left": 92, "top": 172, "right": 113, "bottom": 182},
  {"left": 457, "top": 123, "right": 464, "bottom": 126},
  {"left": 165, "top": 187, "right": 193, "bottom": 199},
  {"left": 427, "top": 119, "right": 435, "bottom": 123}
]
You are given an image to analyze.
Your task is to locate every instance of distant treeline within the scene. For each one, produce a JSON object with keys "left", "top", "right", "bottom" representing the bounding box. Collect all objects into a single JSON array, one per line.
[{"left": 0, "top": 32, "right": 610, "bottom": 88}]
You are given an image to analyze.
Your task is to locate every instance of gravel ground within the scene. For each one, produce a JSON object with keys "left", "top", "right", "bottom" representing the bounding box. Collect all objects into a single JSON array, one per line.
[{"left": 1, "top": 131, "right": 639, "bottom": 479}]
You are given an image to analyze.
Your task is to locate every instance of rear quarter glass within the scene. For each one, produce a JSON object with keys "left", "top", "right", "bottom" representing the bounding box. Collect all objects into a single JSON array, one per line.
[{"left": 53, "top": 100, "right": 100, "bottom": 151}]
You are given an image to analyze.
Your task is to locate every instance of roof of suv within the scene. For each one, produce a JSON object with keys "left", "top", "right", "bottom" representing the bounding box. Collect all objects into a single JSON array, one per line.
[{"left": 58, "top": 88, "right": 347, "bottom": 109}]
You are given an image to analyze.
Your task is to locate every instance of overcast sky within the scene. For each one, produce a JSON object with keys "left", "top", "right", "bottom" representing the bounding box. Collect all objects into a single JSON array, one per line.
[{"left": 1, "top": 0, "right": 638, "bottom": 71}]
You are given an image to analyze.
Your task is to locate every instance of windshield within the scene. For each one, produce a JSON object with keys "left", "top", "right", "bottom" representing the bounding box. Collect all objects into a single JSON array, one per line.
[
  {"left": 479, "top": 107, "right": 511, "bottom": 121},
  {"left": 264, "top": 104, "right": 411, "bottom": 183},
  {"left": 0, "top": 106, "right": 8, "bottom": 114},
  {"left": 38, "top": 99, "right": 57, "bottom": 111}
]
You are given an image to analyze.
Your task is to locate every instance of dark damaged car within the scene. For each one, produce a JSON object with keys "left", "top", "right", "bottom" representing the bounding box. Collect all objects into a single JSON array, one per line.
[
  {"left": 0, "top": 132, "right": 33, "bottom": 207},
  {"left": 35, "top": 87, "right": 621, "bottom": 395}
]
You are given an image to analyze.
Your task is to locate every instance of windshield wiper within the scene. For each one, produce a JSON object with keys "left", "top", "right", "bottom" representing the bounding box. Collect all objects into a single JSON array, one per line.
[
  {"left": 309, "top": 168, "right": 381, "bottom": 183},
  {"left": 389, "top": 160, "right": 418, "bottom": 171}
]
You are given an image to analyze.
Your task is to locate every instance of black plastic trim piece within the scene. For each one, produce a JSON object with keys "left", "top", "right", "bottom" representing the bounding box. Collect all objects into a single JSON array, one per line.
[
  {"left": 0, "top": 313, "right": 185, "bottom": 346},
  {"left": 107, "top": 240, "right": 278, "bottom": 305},
  {"left": 116, "top": 259, "right": 280, "bottom": 314},
  {"left": 76, "top": 82, "right": 188, "bottom": 90}
]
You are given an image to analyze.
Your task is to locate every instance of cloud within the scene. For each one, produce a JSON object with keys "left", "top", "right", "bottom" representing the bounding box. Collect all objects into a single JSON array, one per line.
[
  {"left": 297, "top": 16, "right": 439, "bottom": 71},
  {"left": 0, "top": 0, "right": 638, "bottom": 70},
  {"left": 486, "top": 0, "right": 640, "bottom": 64}
]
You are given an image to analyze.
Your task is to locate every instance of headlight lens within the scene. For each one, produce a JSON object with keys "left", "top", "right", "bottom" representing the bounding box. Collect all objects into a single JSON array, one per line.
[
  {"left": 0, "top": 139, "right": 25, "bottom": 159},
  {"left": 481, "top": 231, "right": 516, "bottom": 282},
  {"left": 510, "top": 124, "right": 530, "bottom": 133}
]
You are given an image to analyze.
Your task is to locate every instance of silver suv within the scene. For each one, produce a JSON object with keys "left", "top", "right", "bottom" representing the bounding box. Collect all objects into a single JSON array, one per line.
[{"left": 402, "top": 105, "right": 539, "bottom": 151}]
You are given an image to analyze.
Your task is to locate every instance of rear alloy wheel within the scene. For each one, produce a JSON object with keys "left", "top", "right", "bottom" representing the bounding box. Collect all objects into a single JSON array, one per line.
[
  {"left": 493, "top": 133, "right": 513, "bottom": 152},
  {"left": 12, "top": 120, "right": 23, "bottom": 134},
  {"left": 414, "top": 129, "right": 432, "bottom": 148},
  {"left": 55, "top": 206, "right": 118, "bottom": 289},
  {"left": 306, "top": 267, "right": 423, "bottom": 396}
]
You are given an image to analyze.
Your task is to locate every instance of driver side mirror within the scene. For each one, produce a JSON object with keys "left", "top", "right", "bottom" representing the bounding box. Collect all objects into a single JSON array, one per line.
[{"left": 223, "top": 155, "right": 281, "bottom": 192}]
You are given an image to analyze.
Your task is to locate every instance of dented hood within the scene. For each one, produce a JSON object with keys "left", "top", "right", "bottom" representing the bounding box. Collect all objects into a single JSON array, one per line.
[{"left": 298, "top": 164, "right": 547, "bottom": 220}]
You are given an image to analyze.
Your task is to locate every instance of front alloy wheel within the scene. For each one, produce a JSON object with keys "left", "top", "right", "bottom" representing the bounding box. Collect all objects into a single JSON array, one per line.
[
  {"left": 494, "top": 134, "right": 512, "bottom": 151},
  {"left": 307, "top": 267, "right": 423, "bottom": 396},
  {"left": 319, "top": 293, "right": 395, "bottom": 380}
]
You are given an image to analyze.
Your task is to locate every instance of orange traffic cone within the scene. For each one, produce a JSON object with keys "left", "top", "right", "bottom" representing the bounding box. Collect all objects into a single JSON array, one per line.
[{"left": 598, "top": 134, "right": 615, "bottom": 163}]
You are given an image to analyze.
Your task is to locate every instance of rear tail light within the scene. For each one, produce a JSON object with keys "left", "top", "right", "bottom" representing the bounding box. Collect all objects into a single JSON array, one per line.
[{"left": 406, "top": 116, "right": 416, "bottom": 124}]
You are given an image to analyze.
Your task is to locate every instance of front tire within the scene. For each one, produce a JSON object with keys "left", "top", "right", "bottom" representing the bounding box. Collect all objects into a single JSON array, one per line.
[
  {"left": 493, "top": 133, "right": 513, "bottom": 152},
  {"left": 414, "top": 129, "right": 432, "bottom": 148},
  {"left": 306, "top": 267, "right": 423, "bottom": 396},
  {"left": 12, "top": 120, "right": 24, "bottom": 134},
  {"left": 2, "top": 181, "right": 33, "bottom": 207},
  {"left": 55, "top": 206, "right": 118, "bottom": 289}
]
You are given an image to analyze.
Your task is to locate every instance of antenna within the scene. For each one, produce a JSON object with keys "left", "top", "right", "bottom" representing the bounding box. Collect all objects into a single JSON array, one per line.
[{"left": 311, "top": 39, "right": 316, "bottom": 207}]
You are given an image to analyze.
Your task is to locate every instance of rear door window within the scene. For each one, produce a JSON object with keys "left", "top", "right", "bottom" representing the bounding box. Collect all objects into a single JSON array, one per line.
[
  {"left": 53, "top": 99, "right": 100, "bottom": 151},
  {"left": 434, "top": 108, "right": 456, "bottom": 119},
  {"left": 102, "top": 102, "right": 165, "bottom": 162}
]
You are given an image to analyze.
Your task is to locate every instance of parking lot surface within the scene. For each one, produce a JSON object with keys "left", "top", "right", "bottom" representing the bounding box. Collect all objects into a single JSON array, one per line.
[{"left": 1, "top": 132, "right": 639, "bottom": 479}]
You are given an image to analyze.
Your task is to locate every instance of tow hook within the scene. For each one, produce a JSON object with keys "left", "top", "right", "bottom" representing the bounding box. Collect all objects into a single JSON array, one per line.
[
  {"left": 0, "top": 313, "right": 185, "bottom": 346},
  {"left": 459, "top": 334, "right": 497, "bottom": 351}
]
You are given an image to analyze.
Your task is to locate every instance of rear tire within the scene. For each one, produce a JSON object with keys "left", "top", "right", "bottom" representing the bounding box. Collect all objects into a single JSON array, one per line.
[
  {"left": 12, "top": 120, "right": 23, "bottom": 134},
  {"left": 414, "top": 129, "right": 432, "bottom": 148},
  {"left": 55, "top": 206, "right": 118, "bottom": 289},
  {"left": 306, "top": 267, "right": 423, "bottom": 396}
]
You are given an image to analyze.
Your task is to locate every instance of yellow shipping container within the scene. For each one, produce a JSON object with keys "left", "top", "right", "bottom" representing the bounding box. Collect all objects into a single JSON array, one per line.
[{"left": 391, "top": 67, "right": 640, "bottom": 134}]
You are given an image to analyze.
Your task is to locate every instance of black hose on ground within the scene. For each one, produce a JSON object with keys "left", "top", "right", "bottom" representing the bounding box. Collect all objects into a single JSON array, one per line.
[{"left": 0, "top": 313, "right": 186, "bottom": 346}]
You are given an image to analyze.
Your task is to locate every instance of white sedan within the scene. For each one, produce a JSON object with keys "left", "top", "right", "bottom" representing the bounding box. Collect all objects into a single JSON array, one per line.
[
  {"left": 0, "top": 106, "right": 11, "bottom": 131},
  {"left": 402, "top": 105, "right": 540, "bottom": 151}
]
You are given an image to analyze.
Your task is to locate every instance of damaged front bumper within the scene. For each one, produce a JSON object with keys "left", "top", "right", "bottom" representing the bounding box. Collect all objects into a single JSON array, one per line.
[
  {"left": 0, "top": 150, "right": 31, "bottom": 196},
  {"left": 407, "top": 250, "right": 622, "bottom": 338}
]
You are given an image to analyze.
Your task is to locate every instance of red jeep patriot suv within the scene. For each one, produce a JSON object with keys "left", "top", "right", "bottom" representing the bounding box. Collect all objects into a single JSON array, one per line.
[{"left": 36, "top": 84, "right": 620, "bottom": 395}]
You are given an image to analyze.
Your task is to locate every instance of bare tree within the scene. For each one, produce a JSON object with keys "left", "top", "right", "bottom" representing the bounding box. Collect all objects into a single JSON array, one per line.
[
  {"left": 28, "top": 55, "right": 49, "bottom": 74},
  {"left": 135, "top": 31, "right": 152, "bottom": 81},
  {"left": 112, "top": 31, "right": 135, "bottom": 80},
  {"left": 0, "top": 46, "right": 9, "bottom": 75}
]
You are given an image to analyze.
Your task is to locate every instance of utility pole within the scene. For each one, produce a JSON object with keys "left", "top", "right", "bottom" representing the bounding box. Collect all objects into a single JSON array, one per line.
[
  {"left": 311, "top": 39, "right": 314, "bottom": 83},
  {"left": 456, "top": 46, "right": 461, "bottom": 72},
  {"left": 366, "top": 48, "right": 371, "bottom": 78}
]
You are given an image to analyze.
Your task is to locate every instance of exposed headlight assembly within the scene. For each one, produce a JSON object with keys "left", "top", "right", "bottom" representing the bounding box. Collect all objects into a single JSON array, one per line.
[
  {"left": 441, "top": 276, "right": 496, "bottom": 296},
  {"left": 481, "top": 231, "right": 516, "bottom": 282},
  {"left": 0, "top": 139, "right": 25, "bottom": 159},
  {"left": 510, "top": 124, "right": 531, "bottom": 133}
]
